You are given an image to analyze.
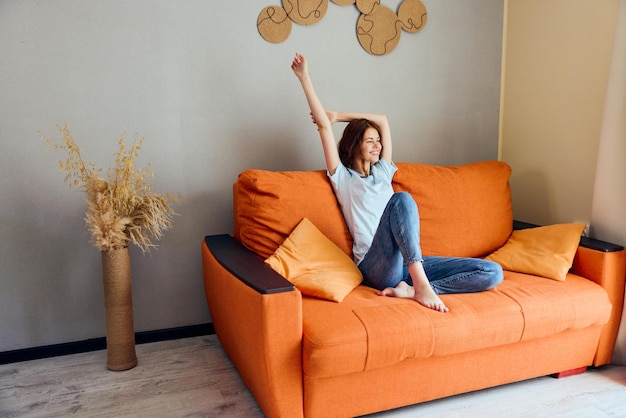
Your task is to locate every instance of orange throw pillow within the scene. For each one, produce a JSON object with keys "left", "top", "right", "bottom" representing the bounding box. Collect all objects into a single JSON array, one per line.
[
  {"left": 486, "top": 223, "right": 585, "bottom": 281},
  {"left": 265, "top": 218, "right": 363, "bottom": 302}
]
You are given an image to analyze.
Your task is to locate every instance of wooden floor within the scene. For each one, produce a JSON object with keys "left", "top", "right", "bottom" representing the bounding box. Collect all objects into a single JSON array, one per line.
[{"left": 1, "top": 335, "right": 625, "bottom": 417}]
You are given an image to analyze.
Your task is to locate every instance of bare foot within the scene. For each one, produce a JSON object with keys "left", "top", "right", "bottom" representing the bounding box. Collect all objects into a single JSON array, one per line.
[
  {"left": 409, "top": 261, "right": 449, "bottom": 313},
  {"left": 378, "top": 281, "right": 449, "bottom": 313},
  {"left": 412, "top": 281, "right": 449, "bottom": 313},
  {"left": 378, "top": 281, "right": 415, "bottom": 298}
]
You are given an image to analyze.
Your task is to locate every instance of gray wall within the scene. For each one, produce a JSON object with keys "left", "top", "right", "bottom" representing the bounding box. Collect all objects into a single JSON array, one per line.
[{"left": 0, "top": 0, "right": 504, "bottom": 351}]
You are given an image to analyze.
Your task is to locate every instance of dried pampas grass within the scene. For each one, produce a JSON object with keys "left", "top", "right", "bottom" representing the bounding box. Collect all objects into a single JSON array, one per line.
[{"left": 43, "top": 124, "right": 182, "bottom": 253}]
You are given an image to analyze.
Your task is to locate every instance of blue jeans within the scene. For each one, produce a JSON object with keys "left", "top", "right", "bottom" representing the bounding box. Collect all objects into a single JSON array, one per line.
[{"left": 358, "top": 192, "right": 503, "bottom": 294}]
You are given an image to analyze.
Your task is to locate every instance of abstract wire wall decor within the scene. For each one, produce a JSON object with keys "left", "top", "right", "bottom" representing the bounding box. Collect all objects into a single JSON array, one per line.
[{"left": 257, "top": 0, "right": 427, "bottom": 56}]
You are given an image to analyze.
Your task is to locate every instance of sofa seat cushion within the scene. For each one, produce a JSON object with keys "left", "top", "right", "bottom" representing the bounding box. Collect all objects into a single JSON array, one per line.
[
  {"left": 302, "top": 284, "right": 524, "bottom": 378},
  {"left": 496, "top": 271, "right": 612, "bottom": 341},
  {"left": 301, "top": 271, "right": 610, "bottom": 379}
]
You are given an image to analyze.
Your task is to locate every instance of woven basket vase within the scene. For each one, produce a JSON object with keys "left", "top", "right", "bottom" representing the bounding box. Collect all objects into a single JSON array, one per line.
[{"left": 101, "top": 247, "right": 137, "bottom": 371}]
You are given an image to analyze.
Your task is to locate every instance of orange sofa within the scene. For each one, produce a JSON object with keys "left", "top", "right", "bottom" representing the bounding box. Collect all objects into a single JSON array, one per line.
[{"left": 201, "top": 161, "right": 625, "bottom": 418}]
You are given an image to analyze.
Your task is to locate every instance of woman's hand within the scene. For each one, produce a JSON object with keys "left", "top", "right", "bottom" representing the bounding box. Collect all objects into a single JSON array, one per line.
[
  {"left": 291, "top": 52, "right": 307, "bottom": 80},
  {"left": 310, "top": 110, "right": 338, "bottom": 125},
  {"left": 326, "top": 110, "right": 338, "bottom": 125}
]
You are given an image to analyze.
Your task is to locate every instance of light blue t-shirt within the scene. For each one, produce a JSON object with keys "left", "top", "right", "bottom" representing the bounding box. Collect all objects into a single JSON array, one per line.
[{"left": 328, "top": 158, "right": 397, "bottom": 265}]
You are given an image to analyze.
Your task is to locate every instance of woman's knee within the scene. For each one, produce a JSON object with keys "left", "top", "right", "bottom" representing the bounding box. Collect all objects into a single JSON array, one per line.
[
  {"left": 482, "top": 260, "right": 504, "bottom": 289},
  {"left": 391, "top": 191, "right": 414, "bottom": 205},
  {"left": 389, "top": 192, "right": 418, "bottom": 216}
]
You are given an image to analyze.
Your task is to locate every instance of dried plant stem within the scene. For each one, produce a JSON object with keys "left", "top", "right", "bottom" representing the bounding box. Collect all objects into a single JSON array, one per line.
[{"left": 43, "top": 124, "right": 181, "bottom": 253}]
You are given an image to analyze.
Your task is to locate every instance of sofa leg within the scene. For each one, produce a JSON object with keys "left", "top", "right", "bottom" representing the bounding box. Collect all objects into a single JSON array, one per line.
[{"left": 551, "top": 366, "right": 587, "bottom": 378}]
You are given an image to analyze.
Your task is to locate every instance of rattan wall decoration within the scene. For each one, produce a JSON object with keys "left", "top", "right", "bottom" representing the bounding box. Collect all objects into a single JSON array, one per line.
[{"left": 257, "top": 0, "right": 427, "bottom": 55}]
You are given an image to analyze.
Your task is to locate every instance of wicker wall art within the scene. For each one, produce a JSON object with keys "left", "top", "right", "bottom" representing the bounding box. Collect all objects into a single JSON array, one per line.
[{"left": 257, "top": 0, "right": 427, "bottom": 55}]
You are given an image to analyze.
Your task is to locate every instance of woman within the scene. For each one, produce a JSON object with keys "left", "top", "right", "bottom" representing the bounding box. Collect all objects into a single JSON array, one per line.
[{"left": 291, "top": 53, "right": 502, "bottom": 313}]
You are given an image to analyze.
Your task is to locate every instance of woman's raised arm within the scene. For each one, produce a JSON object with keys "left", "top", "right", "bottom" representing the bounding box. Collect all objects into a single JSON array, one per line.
[{"left": 291, "top": 53, "right": 341, "bottom": 175}]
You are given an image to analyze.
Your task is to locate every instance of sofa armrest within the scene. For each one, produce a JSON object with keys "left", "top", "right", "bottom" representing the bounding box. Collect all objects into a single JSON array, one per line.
[
  {"left": 572, "top": 244, "right": 625, "bottom": 366},
  {"left": 204, "top": 234, "right": 295, "bottom": 294},
  {"left": 514, "top": 220, "right": 625, "bottom": 365},
  {"left": 202, "top": 235, "right": 304, "bottom": 418}
]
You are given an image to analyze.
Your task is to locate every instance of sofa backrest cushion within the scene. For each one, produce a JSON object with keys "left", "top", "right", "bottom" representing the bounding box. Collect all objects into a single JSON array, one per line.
[
  {"left": 234, "top": 169, "right": 353, "bottom": 260},
  {"left": 234, "top": 160, "right": 513, "bottom": 260},
  {"left": 393, "top": 161, "right": 513, "bottom": 257}
]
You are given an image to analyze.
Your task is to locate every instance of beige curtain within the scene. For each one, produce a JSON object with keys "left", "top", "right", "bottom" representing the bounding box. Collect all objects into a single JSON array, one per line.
[{"left": 591, "top": 0, "right": 626, "bottom": 365}]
